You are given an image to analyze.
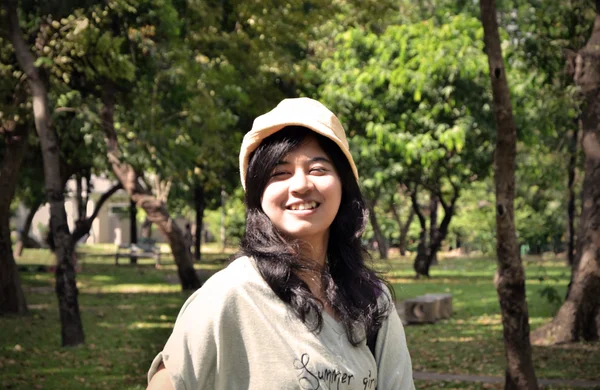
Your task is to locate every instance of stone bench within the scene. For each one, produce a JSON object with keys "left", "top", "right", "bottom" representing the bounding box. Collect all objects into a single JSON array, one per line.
[{"left": 403, "top": 293, "right": 452, "bottom": 324}]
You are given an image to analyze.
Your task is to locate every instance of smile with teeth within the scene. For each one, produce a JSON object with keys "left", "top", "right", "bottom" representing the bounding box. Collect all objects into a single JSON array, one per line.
[{"left": 287, "top": 201, "right": 319, "bottom": 211}]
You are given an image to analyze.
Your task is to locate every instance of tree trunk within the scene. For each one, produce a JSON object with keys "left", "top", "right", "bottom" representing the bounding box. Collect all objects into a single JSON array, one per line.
[
  {"left": 0, "top": 122, "right": 29, "bottom": 315},
  {"left": 75, "top": 174, "right": 84, "bottom": 221},
  {"left": 532, "top": 7, "right": 600, "bottom": 344},
  {"left": 220, "top": 187, "right": 227, "bottom": 252},
  {"left": 427, "top": 191, "right": 458, "bottom": 266},
  {"left": 6, "top": 1, "right": 85, "bottom": 345},
  {"left": 129, "top": 199, "right": 138, "bottom": 264},
  {"left": 399, "top": 208, "right": 414, "bottom": 257},
  {"left": 130, "top": 199, "right": 137, "bottom": 244},
  {"left": 566, "top": 122, "right": 580, "bottom": 266},
  {"left": 194, "top": 184, "right": 205, "bottom": 261},
  {"left": 82, "top": 175, "right": 90, "bottom": 218},
  {"left": 480, "top": 0, "right": 538, "bottom": 388},
  {"left": 411, "top": 190, "right": 429, "bottom": 277},
  {"left": 14, "top": 199, "right": 42, "bottom": 258},
  {"left": 390, "top": 202, "right": 414, "bottom": 257},
  {"left": 141, "top": 217, "right": 152, "bottom": 239},
  {"left": 100, "top": 82, "right": 201, "bottom": 290},
  {"left": 366, "top": 197, "right": 388, "bottom": 260},
  {"left": 428, "top": 194, "right": 439, "bottom": 264}
]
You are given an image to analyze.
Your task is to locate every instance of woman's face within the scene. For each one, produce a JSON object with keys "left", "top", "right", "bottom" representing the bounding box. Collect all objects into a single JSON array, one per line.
[{"left": 261, "top": 136, "right": 342, "bottom": 245}]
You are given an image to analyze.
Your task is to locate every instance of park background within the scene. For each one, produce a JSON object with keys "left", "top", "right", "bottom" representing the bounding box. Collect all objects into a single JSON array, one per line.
[{"left": 1, "top": 0, "right": 599, "bottom": 389}]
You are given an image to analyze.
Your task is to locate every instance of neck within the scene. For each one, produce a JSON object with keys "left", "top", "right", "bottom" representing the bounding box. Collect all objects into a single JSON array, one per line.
[
  {"left": 297, "top": 232, "right": 329, "bottom": 267},
  {"left": 293, "top": 232, "right": 328, "bottom": 299},
  {"left": 296, "top": 234, "right": 338, "bottom": 318}
]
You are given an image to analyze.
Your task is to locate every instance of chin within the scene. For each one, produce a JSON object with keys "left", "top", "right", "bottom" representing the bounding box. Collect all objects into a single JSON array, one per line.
[{"left": 285, "top": 227, "right": 328, "bottom": 242}]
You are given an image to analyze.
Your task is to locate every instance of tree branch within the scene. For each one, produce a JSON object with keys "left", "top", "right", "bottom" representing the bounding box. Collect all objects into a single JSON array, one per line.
[
  {"left": 71, "top": 183, "right": 122, "bottom": 243},
  {"left": 5, "top": 0, "right": 39, "bottom": 84},
  {"left": 410, "top": 186, "right": 426, "bottom": 229},
  {"left": 88, "top": 183, "right": 122, "bottom": 222}
]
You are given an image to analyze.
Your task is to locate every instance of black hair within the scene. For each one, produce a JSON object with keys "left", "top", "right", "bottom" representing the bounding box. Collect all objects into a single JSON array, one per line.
[{"left": 240, "top": 126, "right": 391, "bottom": 346}]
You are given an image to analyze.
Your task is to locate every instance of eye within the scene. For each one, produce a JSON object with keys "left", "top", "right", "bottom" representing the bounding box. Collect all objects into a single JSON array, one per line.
[
  {"left": 309, "top": 167, "right": 328, "bottom": 175},
  {"left": 270, "top": 170, "right": 289, "bottom": 178}
]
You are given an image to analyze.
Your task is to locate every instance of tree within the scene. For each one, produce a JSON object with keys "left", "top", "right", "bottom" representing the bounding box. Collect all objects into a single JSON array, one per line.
[
  {"left": 7, "top": 110, "right": 46, "bottom": 258},
  {"left": 321, "top": 15, "right": 494, "bottom": 276},
  {"left": 100, "top": 81, "right": 201, "bottom": 290},
  {"left": 0, "top": 21, "right": 31, "bottom": 315},
  {"left": 387, "top": 185, "right": 414, "bottom": 256},
  {"left": 503, "top": 0, "right": 593, "bottom": 261},
  {"left": 24, "top": 1, "right": 204, "bottom": 289},
  {"left": 480, "top": 0, "right": 538, "bottom": 388},
  {"left": 4, "top": 0, "right": 84, "bottom": 345},
  {"left": 0, "top": 119, "right": 30, "bottom": 315},
  {"left": 531, "top": 0, "right": 600, "bottom": 345}
]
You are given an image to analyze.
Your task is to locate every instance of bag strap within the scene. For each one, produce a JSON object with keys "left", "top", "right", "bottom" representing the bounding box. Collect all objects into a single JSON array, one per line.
[
  {"left": 367, "top": 331, "right": 377, "bottom": 360},
  {"left": 367, "top": 331, "right": 378, "bottom": 390}
]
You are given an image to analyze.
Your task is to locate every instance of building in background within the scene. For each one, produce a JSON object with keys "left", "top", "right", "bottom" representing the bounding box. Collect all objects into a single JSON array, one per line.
[{"left": 12, "top": 175, "right": 186, "bottom": 245}]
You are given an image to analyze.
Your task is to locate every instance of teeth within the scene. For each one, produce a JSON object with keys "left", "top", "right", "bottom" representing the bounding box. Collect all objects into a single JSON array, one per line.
[{"left": 290, "top": 201, "right": 317, "bottom": 210}]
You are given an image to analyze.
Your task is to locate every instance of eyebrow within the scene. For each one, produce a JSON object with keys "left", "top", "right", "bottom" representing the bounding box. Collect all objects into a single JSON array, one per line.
[{"left": 275, "top": 156, "right": 332, "bottom": 166}]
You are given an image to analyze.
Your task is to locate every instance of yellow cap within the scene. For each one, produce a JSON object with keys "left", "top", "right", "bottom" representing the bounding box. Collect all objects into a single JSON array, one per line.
[{"left": 239, "top": 98, "right": 359, "bottom": 190}]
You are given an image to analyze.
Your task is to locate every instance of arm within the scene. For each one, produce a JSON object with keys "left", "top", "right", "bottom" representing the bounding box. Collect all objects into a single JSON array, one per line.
[
  {"left": 145, "top": 289, "right": 218, "bottom": 390},
  {"left": 375, "top": 294, "right": 415, "bottom": 389},
  {"left": 147, "top": 363, "right": 174, "bottom": 390}
]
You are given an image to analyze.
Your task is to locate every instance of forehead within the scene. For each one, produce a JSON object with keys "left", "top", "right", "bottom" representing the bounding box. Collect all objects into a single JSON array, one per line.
[{"left": 281, "top": 136, "right": 329, "bottom": 160}]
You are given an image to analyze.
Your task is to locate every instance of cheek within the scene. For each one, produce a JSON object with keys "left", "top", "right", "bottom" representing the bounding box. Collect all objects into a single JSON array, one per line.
[
  {"left": 327, "top": 180, "right": 343, "bottom": 207},
  {"left": 260, "top": 185, "right": 283, "bottom": 211}
]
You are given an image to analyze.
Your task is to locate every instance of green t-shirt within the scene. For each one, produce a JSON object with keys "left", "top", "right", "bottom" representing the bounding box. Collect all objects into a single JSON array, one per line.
[{"left": 148, "top": 256, "right": 414, "bottom": 389}]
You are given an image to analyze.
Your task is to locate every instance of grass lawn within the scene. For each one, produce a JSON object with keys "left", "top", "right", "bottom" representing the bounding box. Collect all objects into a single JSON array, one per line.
[{"left": 1, "top": 245, "right": 598, "bottom": 389}]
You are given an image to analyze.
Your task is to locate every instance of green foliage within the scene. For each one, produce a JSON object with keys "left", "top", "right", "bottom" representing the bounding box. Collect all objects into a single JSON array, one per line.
[
  {"left": 30, "top": 8, "right": 136, "bottom": 85},
  {"left": 203, "top": 188, "right": 246, "bottom": 246},
  {"left": 321, "top": 15, "right": 493, "bottom": 188},
  {"left": 449, "top": 181, "right": 496, "bottom": 254},
  {"left": 319, "top": 15, "right": 495, "bottom": 253},
  {"left": 539, "top": 285, "right": 563, "bottom": 308}
]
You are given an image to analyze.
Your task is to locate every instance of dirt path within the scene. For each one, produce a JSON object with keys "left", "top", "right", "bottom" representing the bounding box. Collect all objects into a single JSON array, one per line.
[{"left": 413, "top": 371, "right": 600, "bottom": 388}]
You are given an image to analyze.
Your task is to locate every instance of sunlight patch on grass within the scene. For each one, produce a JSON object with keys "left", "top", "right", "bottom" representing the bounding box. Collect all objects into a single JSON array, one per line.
[
  {"left": 81, "top": 284, "right": 181, "bottom": 293},
  {"left": 466, "top": 314, "right": 502, "bottom": 326},
  {"left": 526, "top": 279, "right": 570, "bottom": 285},
  {"left": 431, "top": 336, "right": 475, "bottom": 343},
  {"left": 115, "top": 305, "right": 136, "bottom": 310},
  {"left": 128, "top": 321, "right": 175, "bottom": 330},
  {"left": 386, "top": 276, "right": 492, "bottom": 285},
  {"left": 29, "top": 304, "right": 52, "bottom": 310},
  {"left": 386, "top": 276, "right": 490, "bottom": 285},
  {"left": 91, "top": 275, "right": 115, "bottom": 282},
  {"left": 97, "top": 321, "right": 124, "bottom": 329}
]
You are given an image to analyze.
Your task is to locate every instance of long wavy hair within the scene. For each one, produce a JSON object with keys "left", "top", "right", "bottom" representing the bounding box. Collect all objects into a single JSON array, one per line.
[{"left": 239, "top": 126, "right": 391, "bottom": 346}]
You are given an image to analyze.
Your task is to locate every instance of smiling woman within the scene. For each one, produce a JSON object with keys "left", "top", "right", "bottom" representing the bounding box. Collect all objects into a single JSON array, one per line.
[
  {"left": 147, "top": 98, "right": 415, "bottom": 389},
  {"left": 253, "top": 128, "right": 342, "bottom": 264}
]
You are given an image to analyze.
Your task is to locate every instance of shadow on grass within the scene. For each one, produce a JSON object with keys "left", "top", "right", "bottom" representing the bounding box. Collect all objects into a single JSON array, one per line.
[
  {"left": 5, "top": 250, "right": 597, "bottom": 389},
  {"left": 0, "top": 291, "right": 185, "bottom": 390}
]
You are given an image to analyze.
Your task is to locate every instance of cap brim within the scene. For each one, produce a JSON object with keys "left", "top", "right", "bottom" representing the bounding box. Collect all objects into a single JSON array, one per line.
[{"left": 239, "top": 122, "right": 359, "bottom": 190}]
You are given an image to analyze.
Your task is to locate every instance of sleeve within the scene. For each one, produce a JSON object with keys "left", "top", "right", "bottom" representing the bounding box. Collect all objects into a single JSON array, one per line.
[
  {"left": 375, "top": 289, "right": 415, "bottom": 390},
  {"left": 147, "top": 288, "right": 220, "bottom": 390}
]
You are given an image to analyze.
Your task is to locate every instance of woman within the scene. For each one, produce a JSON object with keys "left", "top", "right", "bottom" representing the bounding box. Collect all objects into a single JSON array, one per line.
[{"left": 147, "top": 98, "right": 414, "bottom": 389}]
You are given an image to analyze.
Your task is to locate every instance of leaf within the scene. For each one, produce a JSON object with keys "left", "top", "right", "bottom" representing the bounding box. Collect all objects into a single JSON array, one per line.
[{"left": 33, "top": 57, "right": 53, "bottom": 68}]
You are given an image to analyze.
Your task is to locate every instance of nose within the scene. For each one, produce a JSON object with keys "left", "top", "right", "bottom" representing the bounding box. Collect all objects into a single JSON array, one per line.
[{"left": 288, "top": 169, "right": 313, "bottom": 194}]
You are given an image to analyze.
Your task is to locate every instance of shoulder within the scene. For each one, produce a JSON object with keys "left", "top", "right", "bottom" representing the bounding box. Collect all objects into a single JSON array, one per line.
[
  {"left": 375, "top": 281, "right": 396, "bottom": 316},
  {"left": 175, "top": 256, "right": 270, "bottom": 321},
  {"left": 206, "top": 255, "right": 269, "bottom": 295},
  {"left": 205, "top": 255, "right": 262, "bottom": 289}
]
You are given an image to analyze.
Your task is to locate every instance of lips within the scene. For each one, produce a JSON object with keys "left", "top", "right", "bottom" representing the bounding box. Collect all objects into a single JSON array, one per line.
[{"left": 286, "top": 201, "right": 319, "bottom": 211}]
